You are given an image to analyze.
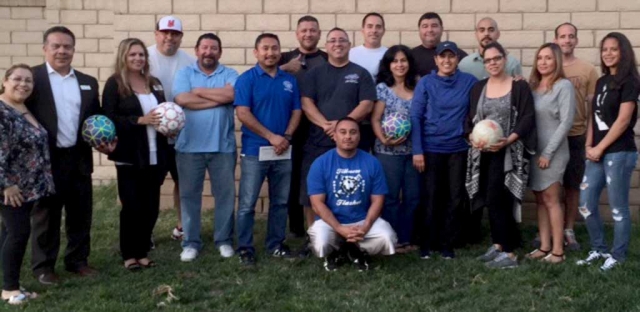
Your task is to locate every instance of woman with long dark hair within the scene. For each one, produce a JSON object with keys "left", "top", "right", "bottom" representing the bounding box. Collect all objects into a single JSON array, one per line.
[
  {"left": 0, "top": 64, "right": 54, "bottom": 304},
  {"left": 371, "top": 45, "right": 419, "bottom": 253},
  {"left": 102, "top": 38, "right": 169, "bottom": 271},
  {"left": 527, "top": 43, "right": 575, "bottom": 264},
  {"left": 466, "top": 42, "right": 536, "bottom": 269},
  {"left": 576, "top": 32, "right": 640, "bottom": 271}
]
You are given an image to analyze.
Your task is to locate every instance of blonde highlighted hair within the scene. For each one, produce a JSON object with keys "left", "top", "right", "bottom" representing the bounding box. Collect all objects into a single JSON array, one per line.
[
  {"left": 529, "top": 43, "right": 565, "bottom": 93},
  {"left": 113, "top": 38, "right": 152, "bottom": 97}
]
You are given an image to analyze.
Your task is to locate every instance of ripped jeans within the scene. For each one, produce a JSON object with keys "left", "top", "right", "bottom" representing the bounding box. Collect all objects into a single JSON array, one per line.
[{"left": 579, "top": 151, "right": 638, "bottom": 262}]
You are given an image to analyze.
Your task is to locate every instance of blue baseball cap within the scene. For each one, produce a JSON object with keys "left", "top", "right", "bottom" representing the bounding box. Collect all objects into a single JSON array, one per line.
[{"left": 435, "top": 41, "right": 458, "bottom": 55}]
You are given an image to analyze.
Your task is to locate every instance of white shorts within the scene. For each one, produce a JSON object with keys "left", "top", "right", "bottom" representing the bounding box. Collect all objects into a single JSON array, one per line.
[{"left": 307, "top": 218, "right": 397, "bottom": 257}]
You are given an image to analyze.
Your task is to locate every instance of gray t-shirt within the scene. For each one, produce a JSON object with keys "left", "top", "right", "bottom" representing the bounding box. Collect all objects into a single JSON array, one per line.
[
  {"left": 302, "top": 62, "right": 377, "bottom": 147},
  {"left": 483, "top": 91, "right": 512, "bottom": 136}
]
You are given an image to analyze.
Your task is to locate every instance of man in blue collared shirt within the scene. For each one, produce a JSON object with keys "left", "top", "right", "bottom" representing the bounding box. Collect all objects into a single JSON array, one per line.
[
  {"left": 172, "top": 33, "right": 239, "bottom": 262},
  {"left": 234, "top": 34, "right": 302, "bottom": 266}
]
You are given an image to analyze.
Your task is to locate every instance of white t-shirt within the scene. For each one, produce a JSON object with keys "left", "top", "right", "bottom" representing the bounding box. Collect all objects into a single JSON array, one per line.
[
  {"left": 137, "top": 93, "right": 159, "bottom": 165},
  {"left": 147, "top": 45, "right": 195, "bottom": 102},
  {"left": 348, "top": 45, "right": 388, "bottom": 80}
]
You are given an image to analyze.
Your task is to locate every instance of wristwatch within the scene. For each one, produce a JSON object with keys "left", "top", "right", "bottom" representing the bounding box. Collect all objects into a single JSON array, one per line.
[{"left": 284, "top": 134, "right": 293, "bottom": 143}]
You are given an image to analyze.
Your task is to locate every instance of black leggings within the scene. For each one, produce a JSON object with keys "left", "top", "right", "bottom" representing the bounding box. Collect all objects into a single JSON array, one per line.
[{"left": 1, "top": 202, "right": 34, "bottom": 291}]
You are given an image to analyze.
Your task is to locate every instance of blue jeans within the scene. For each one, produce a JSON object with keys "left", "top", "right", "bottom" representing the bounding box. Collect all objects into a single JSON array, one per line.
[
  {"left": 237, "top": 156, "right": 291, "bottom": 254},
  {"left": 376, "top": 153, "right": 420, "bottom": 245},
  {"left": 580, "top": 151, "right": 637, "bottom": 262},
  {"left": 176, "top": 152, "right": 236, "bottom": 250}
]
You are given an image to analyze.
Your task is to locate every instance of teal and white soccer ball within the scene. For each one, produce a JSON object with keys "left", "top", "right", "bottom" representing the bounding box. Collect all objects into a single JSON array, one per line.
[
  {"left": 381, "top": 112, "right": 411, "bottom": 139},
  {"left": 81, "top": 115, "right": 116, "bottom": 148}
]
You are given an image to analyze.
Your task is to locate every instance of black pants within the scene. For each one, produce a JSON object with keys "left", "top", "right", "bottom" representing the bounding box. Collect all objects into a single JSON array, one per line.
[
  {"left": 287, "top": 118, "right": 309, "bottom": 236},
  {"left": 1, "top": 202, "right": 34, "bottom": 291},
  {"left": 421, "top": 151, "right": 467, "bottom": 252},
  {"left": 117, "top": 165, "right": 161, "bottom": 260},
  {"left": 477, "top": 150, "right": 520, "bottom": 253},
  {"left": 31, "top": 147, "right": 93, "bottom": 275},
  {"left": 358, "top": 124, "right": 375, "bottom": 152}
]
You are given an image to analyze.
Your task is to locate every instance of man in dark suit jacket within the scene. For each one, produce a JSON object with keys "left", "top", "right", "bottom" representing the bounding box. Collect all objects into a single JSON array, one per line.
[{"left": 25, "top": 26, "right": 113, "bottom": 285}]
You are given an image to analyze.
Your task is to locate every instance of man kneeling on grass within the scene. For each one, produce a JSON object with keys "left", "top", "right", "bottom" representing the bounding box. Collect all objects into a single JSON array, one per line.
[{"left": 307, "top": 117, "right": 397, "bottom": 271}]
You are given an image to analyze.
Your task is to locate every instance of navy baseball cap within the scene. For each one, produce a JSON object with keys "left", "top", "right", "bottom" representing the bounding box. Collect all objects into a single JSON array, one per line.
[{"left": 436, "top": 41, "right": 458, "bottom": 55}]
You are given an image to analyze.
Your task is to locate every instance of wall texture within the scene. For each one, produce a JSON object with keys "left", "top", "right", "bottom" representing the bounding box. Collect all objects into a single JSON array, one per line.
[{"left": 2, "top": 0, "right": 640, "bottom": 219}]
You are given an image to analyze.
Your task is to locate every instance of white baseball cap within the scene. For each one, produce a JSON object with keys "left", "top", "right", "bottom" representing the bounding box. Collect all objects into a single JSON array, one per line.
[{"left": 157, "top": 16, "right": 183, "bottom": 33}]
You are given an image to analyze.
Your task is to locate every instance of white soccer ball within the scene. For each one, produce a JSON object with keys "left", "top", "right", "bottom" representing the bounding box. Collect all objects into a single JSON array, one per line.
[
  {"left": 471, "top": 119, "right": 504, "bottom": 148},
  {"left": 153, "top": 102, "right": 185, "bottom": 136}
]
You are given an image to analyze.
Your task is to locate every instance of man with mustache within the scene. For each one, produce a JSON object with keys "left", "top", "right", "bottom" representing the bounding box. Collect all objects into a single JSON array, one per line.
[
  {"left": 172, "top": 33, "right": 239, "bottom": 262},
  {"left": 412, "top": 12, "right": 468, "bottom": 77},
  {"left": 277, "top": 16, "right": 327, "bottom": 248},
  {"left": 234, "top": 33, "right": 302, "bottom": 266},
  {"left": 147, "top": 16, "right": 195, "bottom": 243},
  {"left": 306, "top": 117, "right": 396, "bottom": 271},
  {"left": 459, "top": 17, "right": 522, "bottom": 80},
  {"left": 553, "top": 22, "right": 598, "bottom": 251},
  {"left": 27, "top": 26, "right": 111, "bottom": 284}
]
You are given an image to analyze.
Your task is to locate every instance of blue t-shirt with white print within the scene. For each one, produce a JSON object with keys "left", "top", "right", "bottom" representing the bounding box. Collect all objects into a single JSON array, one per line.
[{"left": 307, "top": 149, "right": 388, "bottom": 224}]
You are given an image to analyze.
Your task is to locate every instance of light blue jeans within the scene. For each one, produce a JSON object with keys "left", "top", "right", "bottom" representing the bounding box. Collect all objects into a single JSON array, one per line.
[
  {"left": 236, "top": 156, "right": 291, "bottom": 254},
  {"left": 176, "top": 152, "right": 236, "bottom": 251},
  {"left": 579, "top": 151, "right": 637, "bottom": 262}
]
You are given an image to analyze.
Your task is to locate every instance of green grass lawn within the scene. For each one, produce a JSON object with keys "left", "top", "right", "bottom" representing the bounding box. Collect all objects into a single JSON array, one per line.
[{"left": 3, "top": 184, "right": 640, "bottom": 311}]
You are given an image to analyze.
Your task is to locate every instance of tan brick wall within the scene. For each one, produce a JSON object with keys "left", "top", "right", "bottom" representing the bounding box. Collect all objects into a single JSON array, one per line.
[{"left": 2, "top": 0, "right": 640, "bottom": 218}]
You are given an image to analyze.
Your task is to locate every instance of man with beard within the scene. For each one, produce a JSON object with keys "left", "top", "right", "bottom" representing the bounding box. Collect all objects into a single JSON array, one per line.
[
  {"left": 307, "top": 117, "right": 396, "bottom": 271},
  {"left": 278, "top": 16, "right": 327, "bottom": 245},
  {"left": 172, "top": 33, "right": 239, "bottom": 262},
  {"left": 459, "top": 17, "right": 522, "bottom": 80},
  {"left": 553, "top": 22, "right": 598, "bottom": 251},
  {"left": 234, "top": 34, "right": 302, "bottom": 266},
  {"left": 147, "top": 16, "right": 195, "bottom": 242},
  {"left": 412, "top": 12, "right": 467, "bottom": 77},
  {"left": 300, "top": 28, "right": 377, "bottom": 260}
]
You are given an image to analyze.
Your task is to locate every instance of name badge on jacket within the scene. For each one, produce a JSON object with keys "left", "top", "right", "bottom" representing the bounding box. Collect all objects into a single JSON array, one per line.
[
  {"left": 153, "top": 85, "right": 164, "bottom": 91},
  {"left": 80, "top": 85, "right": 92, "bottom": 90}
]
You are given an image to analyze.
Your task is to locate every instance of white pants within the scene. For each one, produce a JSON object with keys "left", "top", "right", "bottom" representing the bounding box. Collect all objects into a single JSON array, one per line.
[{"left": 307, "top": 218, "right": 397, "bottom": 257}]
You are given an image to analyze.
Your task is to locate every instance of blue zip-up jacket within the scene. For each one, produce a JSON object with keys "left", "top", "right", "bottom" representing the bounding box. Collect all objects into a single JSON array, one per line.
[{"left": 410, "top": 69, "right": 478, "bottom": 154}]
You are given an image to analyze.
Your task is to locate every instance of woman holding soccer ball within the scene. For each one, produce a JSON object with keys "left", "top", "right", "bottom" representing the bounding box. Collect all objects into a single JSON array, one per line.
[
  {"left": 526, "top": 43, "right": 575, "bottom": 264},
  {"left": 410, "top": 41, "right": 478, "bottom": 260},
  {"left": 371, "top": 45, "right": 420, "bottom": 253},
  {"left": 102, "top": 38, "right": 169, "bottom": 271},
  {"left": 466, "top": 42, "right": 536, "bottom": 269}
]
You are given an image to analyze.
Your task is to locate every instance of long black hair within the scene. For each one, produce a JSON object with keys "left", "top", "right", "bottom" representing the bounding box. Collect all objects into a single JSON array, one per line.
[
  {"left": 600, "top": 32, "right": 640, "bottom": 90},
  {"left": 376, "top": 45, "right": 418, "bottom": 90}
]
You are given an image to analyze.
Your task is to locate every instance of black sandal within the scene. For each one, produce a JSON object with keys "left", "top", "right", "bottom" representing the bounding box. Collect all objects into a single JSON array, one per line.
[
  {"left": 138, "top": 259, "right": 156, "bottom": 268},
  {"left": 124, "top": 261, "right": 141, "bottom": 272}
]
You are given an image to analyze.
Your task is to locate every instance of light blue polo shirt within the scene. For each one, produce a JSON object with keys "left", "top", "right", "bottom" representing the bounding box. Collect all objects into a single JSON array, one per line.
[
  {"left": 234, "top": 65, "right": 301, "bottom": 156},
  {"left": 172, "top": 62, "right": 239, "bottom": 153}
]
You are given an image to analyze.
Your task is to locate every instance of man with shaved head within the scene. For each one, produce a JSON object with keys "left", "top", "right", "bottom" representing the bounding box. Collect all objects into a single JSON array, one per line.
[{"left": 459, "top": 17, "right": 522, "bottom": 80}]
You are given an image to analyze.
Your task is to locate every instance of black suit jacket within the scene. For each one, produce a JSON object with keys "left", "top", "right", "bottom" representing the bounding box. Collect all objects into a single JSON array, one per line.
[
  {"left": 25, "top": 63, "right": 101, "bottom": 176},
  {"left": 101, "top": 75, "right": 169, "bottom": 175}
]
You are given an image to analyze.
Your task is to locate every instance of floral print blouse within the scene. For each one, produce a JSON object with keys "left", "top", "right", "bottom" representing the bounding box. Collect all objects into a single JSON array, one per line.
[
  {"left": 0, "top": 101, "right": 55, "bottom": 203},
  {"left": 374, "top": 83, "right": 413, "bottom": 155}
]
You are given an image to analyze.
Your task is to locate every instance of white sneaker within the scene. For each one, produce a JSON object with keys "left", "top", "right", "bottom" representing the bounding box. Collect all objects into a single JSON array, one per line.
[
  {"left": 219, "top": 245, "right": 234, "bottom": 258},
  {"left": 600, "top": 257, "right": 619, "bottom": 271},
  {"left": 180, "top": 247, "right": 199, "bottom": 262},
  {"left": 576, "top": 250, "right": 609, "bottom": 266}
]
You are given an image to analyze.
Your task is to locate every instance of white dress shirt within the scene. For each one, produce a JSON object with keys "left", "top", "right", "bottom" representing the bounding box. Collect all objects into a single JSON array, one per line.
[{"left": 46, "top": 62, "right": 82, "bottom": 148}]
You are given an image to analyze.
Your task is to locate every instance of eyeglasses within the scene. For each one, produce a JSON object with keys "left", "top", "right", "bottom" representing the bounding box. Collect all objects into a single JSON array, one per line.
[
  {"left": 483, "top": 55, "right": 504, "bottom": 64},
  {"left": 327, "top": 38, "right": 349, "bottom": 45}
]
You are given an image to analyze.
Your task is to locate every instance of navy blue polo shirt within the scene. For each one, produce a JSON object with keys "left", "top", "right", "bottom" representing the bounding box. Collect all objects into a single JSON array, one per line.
[{"left": 234, "top": 64, "right": 301, "bottom": 156}]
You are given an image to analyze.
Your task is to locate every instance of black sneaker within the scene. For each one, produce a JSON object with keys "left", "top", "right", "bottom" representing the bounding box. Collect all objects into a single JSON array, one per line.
[
  {"left": 441, "top": 249, "right": 455, "bottom": 259},
  {"left": 323, "top": 249, "right": 346, "bottom": 272},
  {"left": 239, "top": 249, "right": 256, "bottom": 267},
  {"left": 272, "top": 244, "right": 293, "bottom": 259},
  {"left": 298, "top": 243, "right": 312, "bottom": 259},
  {"left": 352, "top": 251, "right": 371, "bottom": 272}
]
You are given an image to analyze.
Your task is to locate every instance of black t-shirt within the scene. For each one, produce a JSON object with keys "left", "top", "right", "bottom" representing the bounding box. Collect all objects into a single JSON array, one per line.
[
  {"left": 411, "top": 45, "right": 468, "bottom": 77},
  {"left": 592, "top": 74, "right": 640, "bottom": 153},
  {"left": 301, "top": 62, "right": 377, "bottom": 147},
  {"left": 279, "top": 49, "right": 328, "bottom": 85}
]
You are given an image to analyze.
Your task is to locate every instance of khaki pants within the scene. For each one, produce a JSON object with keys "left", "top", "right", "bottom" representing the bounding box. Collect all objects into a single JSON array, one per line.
[{"left": 307, "top": 218, "right": 397, "bottom": 257}]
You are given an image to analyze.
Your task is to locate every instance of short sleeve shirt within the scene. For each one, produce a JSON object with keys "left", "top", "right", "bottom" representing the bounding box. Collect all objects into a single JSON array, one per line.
[
  {"left": 307, "top": 149, "right": 388, "bottom": 224},
  {"left": 234, "top": 65, "right": 301, "bottom": 156},
  {"left": 172, "top": 62, "right": 239, "bottom": 153},
  {"left": 592, "top": 75, "right": 639, "bottom": 153},
  {"left": 374, "top": 83, "right": 412, "bottom": 155},
  {"left": 301, "top": 62, "right": 377, "bottom": 147}
]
